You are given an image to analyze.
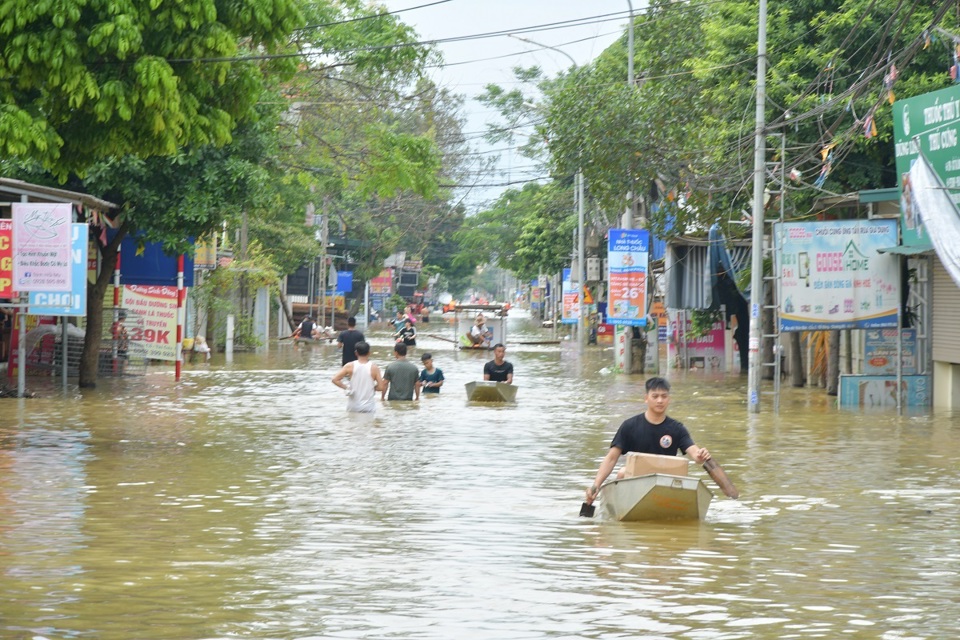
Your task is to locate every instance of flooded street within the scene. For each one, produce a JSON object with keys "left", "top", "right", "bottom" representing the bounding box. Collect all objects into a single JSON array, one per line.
[{"left": 2, "top": 313, "right": 959, "bottom": 639}]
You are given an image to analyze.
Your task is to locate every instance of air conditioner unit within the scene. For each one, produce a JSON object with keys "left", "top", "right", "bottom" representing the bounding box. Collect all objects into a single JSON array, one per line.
[{"left": 586, "top": 257, "right": 601, "bottom": 281}]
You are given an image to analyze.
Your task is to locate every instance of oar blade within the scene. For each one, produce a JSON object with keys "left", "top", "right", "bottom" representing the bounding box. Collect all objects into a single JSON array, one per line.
[{"left": 703, "top": 459, "right": 739, "bottom": 499}]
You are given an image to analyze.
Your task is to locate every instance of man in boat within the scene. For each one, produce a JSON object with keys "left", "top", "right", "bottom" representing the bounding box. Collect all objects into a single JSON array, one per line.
[
  {"left": 483, "top": 344, "right": 513, "bottom": 384},
  {"left": 584, "top": 376, "right": 711, "bottom": 506},
  {"left": 381, "top": 342, "right": 420, "bottom": 401},
  {"left": 466, "top": 313, "right": 493, "bottom": 348},
  {"left": 293, "top": 315, "right": 318, "bottom": 340},
  {"left": 331, "top": 341, "right": 384, "bottom": 413},
  {"left": 336, "top": 316, "right": 365, "bottom": 366}
]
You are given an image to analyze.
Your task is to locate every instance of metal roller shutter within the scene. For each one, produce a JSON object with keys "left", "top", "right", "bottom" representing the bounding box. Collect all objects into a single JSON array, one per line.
[{"left": 932, "top": 259, "right": 960, "bottom": 364}]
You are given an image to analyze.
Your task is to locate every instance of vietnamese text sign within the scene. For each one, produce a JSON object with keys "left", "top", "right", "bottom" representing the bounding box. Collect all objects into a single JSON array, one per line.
[
  {"left": 122, "top": 285, "right": 179, "bottom": 361},
  {"left": 12, "top": 203, "right": 73, "bottom": 292},
  {"left": 863, "top": 328, "right": 917, "bottom": 375},
  {"left": 561, "top": 267, "right": 578, "bottom": 324},
  {"left": 607, "top": 229, "right": 649, "bottom": 326},
  {"left": 668, "top": 310, "right": 727, "bottom": 372},
  {"left": 775, "top": 220, "right": 899, "bottom": 331},
  {"left": 0, "top": 219, "right": 12, "bottom": 297},
  {"left": 892, "top": 85, "right": 960, "bottom": 246},
  {"left": 839, "top": 374, "right": 931, "bottom": 408},
  {"left": 28, "top": 224, "right": 88, "bottom": 316}
]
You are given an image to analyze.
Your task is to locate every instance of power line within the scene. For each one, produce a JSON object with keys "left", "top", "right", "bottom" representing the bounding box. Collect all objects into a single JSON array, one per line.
[{"left": 295, "top": 0, "right": 455, "bottom": 31}]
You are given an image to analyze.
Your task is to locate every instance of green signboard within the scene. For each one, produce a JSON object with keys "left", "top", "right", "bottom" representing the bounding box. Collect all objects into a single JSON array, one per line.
[{"left": 892, "top": 84, "right": 960, "bottom": 247}]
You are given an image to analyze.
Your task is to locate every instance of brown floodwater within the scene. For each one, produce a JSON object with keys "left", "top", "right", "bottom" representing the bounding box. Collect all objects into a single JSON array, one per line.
[{"left": 2, "top": 312, "right": 958, "bottom": 639}]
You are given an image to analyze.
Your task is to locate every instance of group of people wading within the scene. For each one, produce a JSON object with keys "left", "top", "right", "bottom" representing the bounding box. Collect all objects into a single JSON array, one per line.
[{"left": 331, "top": 315, "right": 513, "bottom": 413}]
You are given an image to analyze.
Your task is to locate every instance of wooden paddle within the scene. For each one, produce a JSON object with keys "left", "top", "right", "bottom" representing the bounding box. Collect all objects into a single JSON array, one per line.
[{"left": 702, "top": 458, "right": 739, "bottom": 499}]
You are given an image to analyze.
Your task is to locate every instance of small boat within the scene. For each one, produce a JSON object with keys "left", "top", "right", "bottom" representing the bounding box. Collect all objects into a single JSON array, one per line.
[
  {"left": 294, "top": 336, "right": 334, "bottom": 345},
  {"left": 465, "top": 381, "right": 518, "bottom": 402},
  {"left": 598, "top": 474, "right": 713, "bottom": 521}
]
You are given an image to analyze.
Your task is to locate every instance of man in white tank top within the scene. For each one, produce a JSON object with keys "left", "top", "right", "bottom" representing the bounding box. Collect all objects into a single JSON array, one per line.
[{"left": 331, "top": 341, "right": 384, "bottom": 413}]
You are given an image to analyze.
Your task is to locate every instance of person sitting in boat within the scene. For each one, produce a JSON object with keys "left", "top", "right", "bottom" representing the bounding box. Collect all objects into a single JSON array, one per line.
[
  {"left": 466, "top": 314, "right": 493, "bottom": 348},
  {"left": 293, "top": 315, "right": 318, "bottom": 340},
  {"left": 393, "top": 319, "right": 417, "bottom": 346},
  {"left": 483, "top": 343, "right": 513, "bottom": 384},
  {"left": 584, "top": 376, "right": 711, "bottom": 507}
]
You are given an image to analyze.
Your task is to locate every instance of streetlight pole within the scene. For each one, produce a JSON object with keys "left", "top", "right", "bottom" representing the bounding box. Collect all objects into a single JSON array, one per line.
[
  {"left": 747, "top": 0, "right": 768, "bottom": 413},
  {"left": 508, "top": 34, "right": 587, "bottom": 353}
]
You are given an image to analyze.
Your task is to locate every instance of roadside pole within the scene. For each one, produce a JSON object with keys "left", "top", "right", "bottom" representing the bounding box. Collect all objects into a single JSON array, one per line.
[{"left": 747, "top": 0, "right": 768, "bottom": 413}]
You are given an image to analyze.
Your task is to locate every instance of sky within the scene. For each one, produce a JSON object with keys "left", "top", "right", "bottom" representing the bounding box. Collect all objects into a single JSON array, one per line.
[{"left": 378, "top": 0, "right": 641, "bottom": 210}]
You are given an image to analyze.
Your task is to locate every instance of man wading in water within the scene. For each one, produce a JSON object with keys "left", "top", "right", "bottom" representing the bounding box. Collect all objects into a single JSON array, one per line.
[
  {"left": 584, "top": 376, "right": 711, "bottom": 506},
  {"left": 331, "top": 341, "right": 383, "bottom": 413}
]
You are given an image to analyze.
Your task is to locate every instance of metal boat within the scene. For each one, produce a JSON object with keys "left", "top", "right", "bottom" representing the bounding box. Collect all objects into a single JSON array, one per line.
[
  {"left": 599, "top": 473, "right": 713, "bottom": 521},
  {"left": 465, "top": 381, "right": 518, "bottom": 402}
]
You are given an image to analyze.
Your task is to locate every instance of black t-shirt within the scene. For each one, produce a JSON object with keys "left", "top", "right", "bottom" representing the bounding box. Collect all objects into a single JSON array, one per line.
[
  {"left": 338, "top": 329, "right": 365, "bottom": 365},
  {"left": 610, "top": 414, "right": 694, "bottom": 457},
  {"left": 299, "top": 320, "right": 315, "bottom": 338},
  {"left": 483, "top": 359, "right": 513, "bottom": 382}
]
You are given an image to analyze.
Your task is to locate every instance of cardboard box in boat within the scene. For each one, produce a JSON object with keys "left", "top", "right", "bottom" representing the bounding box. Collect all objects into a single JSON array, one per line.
[{"left": 623, "top": 452, "right": 689, "bottom": 478}]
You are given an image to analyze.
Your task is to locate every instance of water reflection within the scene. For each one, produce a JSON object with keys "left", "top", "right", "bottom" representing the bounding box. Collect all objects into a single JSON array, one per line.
[{"left": 1, "top": 314, "right": 959, "bottom": 639}]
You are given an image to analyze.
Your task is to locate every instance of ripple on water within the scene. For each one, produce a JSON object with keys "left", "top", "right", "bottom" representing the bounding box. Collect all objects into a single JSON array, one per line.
[{"left": 2, "top": 318, "right": 960, "bottom": 638}]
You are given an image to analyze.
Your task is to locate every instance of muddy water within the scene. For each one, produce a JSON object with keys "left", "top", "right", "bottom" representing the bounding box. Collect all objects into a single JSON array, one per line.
[{"left": 2, "top": 313, "right": 958, "bottom": 639}]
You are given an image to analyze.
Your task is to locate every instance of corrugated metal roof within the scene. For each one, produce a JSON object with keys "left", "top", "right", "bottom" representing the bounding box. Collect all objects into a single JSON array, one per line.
[{"left": 0, "top": 177, "right": 117, "bottom": 210}]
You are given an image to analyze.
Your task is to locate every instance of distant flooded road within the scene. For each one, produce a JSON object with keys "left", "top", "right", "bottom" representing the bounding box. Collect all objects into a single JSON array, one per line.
[{"left": 2, "top": 313, "right": 959, "bottom": 639}]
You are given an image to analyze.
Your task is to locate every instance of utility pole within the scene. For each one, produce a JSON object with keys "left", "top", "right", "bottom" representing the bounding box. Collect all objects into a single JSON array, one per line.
[
  {"left": 747, "top": 0, "right": 768, "bottom": 413},
  {"left": 577, "top": 170, "right": 586, "bottom": 354},
  {"left": 621, "top": 0, "right": 636, "bottom": 374}
]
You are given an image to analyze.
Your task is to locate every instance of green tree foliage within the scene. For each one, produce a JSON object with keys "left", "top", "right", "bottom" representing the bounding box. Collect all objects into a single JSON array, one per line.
[
  {"left": 484, "top": 0, "right": 959, "bottom": 246},
  {"left": 2, "top": 1, "right": 460, "bottom": 384},
  {"left": 452, "top": 181, "right": 575, "bottom": 281},
  {"left": 0, "top": 0, "right": 303, "bottom": 179}
]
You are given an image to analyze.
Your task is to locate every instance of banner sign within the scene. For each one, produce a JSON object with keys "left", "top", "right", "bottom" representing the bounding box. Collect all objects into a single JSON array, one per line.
[
  {"left": 892, "top": 85, "right": 960, "bottom": 246},
  {"left": 561, "top": 268, "right": 579, "bottom": 324},
  {"left": 839, "top": 374, "right": 931, "bottom": 408},
  {"left": 28, "top": 224, "right": 88, "bottom": 316},
  {"left": 607, "top": 229, "right": 649, "bottom": 326},
  {"left": 336, "top": 271, "right": 353, "bottom": 294},
  {"left": 121, "top": 285, "right": 179, "bottom": 361},
  {"left": 12, "top": 202, "right": 73, "bottom": 292},
  {"left": 863, "top": 328, "right": 917, "bottom": 375},
  {"left": 667, "top": 310, "right": 727, "bottom": 372},
  {"left": 194, "top": 236, "right": 217, "bottom": 269},
  {"left": 370, "top": 269, "right": 392, "bottom": 295},
  {"left": 775, "top": 220, "right": 899, "bottom": 331},
  {"left": 0, "top": 219, "right": 11, "bottom": 298}
]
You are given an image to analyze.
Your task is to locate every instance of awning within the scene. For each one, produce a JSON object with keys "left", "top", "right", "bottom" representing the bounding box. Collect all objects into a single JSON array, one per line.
[{"left": 877, "top": 243, "right": 934, "bottom": 255}]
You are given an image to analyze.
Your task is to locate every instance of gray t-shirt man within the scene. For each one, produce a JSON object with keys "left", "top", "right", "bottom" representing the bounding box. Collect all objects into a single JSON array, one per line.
[{"left": 382, "top": 343, "right": 420, "bottom": 400}]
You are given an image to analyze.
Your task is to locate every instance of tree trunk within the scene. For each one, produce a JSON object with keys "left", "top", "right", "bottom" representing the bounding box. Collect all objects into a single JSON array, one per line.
[
  {"left": 79, "top": 222, "right": 129, "bottom": 388},
  {"left": 277, "top": 286, "right": 296, "bottom": 333},
  {"left": 789, "top": 331, "right": 805, "bottom": 387},
  {"left": 826, "top": 329, "right": 841, "bottom": 396}
]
